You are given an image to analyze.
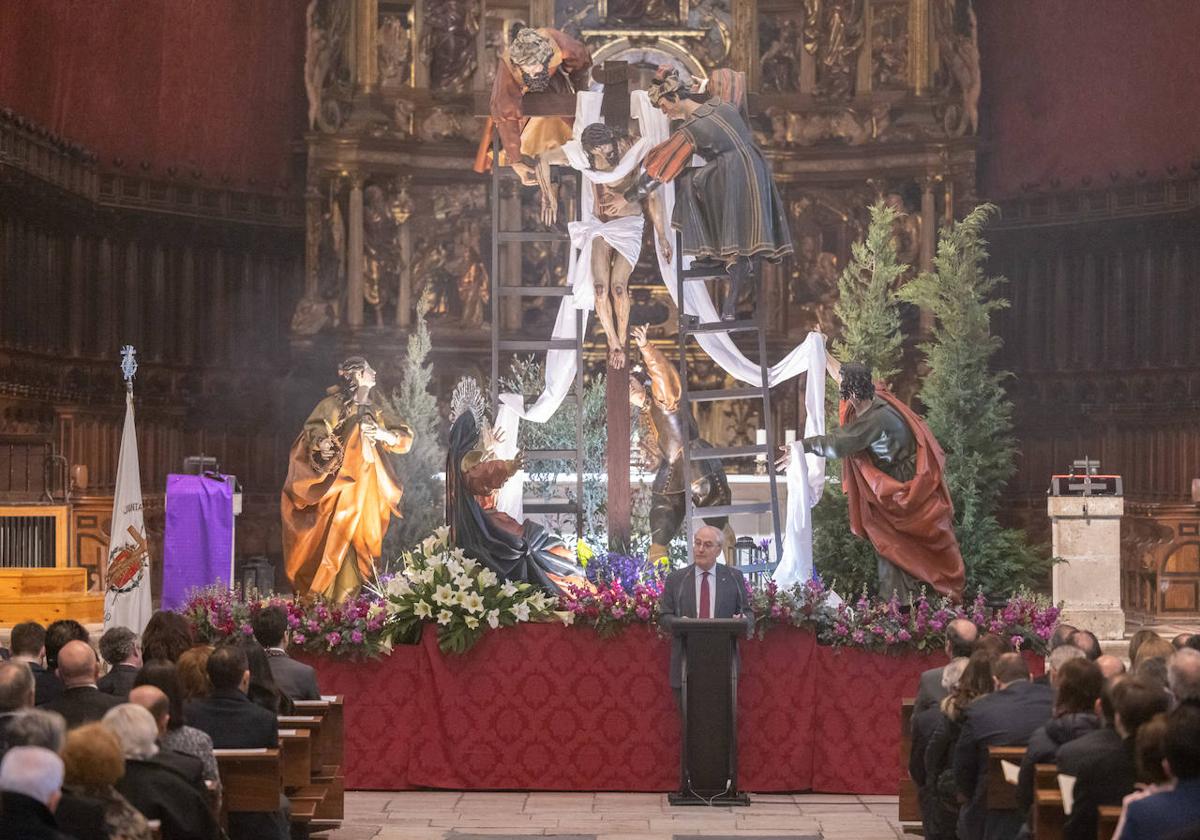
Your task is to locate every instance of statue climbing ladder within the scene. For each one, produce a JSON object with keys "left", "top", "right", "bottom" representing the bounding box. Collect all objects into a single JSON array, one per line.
[{"left": 674, "top": 247, "right": 785, "bottom": 565}]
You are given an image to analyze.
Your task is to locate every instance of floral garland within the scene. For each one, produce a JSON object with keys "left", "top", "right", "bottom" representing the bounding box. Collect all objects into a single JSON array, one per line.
[
  {"left": 367, "top": 526, "right": 559, "bottom": 654},
  {"left": 176, "top": 534, "right": 1060, "bottom": 658}
]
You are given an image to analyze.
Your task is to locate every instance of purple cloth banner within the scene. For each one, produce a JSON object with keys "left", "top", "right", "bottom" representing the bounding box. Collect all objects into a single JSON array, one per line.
[{"left": 162, "top": 473, "right": 234, "bottom": 610}]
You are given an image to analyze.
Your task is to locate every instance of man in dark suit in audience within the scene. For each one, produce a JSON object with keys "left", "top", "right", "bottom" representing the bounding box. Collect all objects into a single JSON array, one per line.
[
  {"left": 252, "top": 605, "right": 321, "bottom": 701},
  {"left": 1119, "top": 702, "right": 1200, "bottom": 838},
  {"left": 185, "top": 643, "right": 286, "bottom": 840},
  {"left": 1067, "top": 629, "right": 1101, "bottom": 661},
  {"left": 9, "top": 623, "right": 58, "bottom": 708},
  {"left": 953, "top": 652, "right": 1053, "bottom": 840},
  {"left": 96, "top": 627, "right": 141, "bottom": 700},
  {"left": 914, "top": 618, "right": 979, "bottom": 715},
  {"left": 657, "top": 525, "right": 755, "bottom": 700},
  {"left": 42, "top": 641, "right": 121, "bottom": 729},
  {"left": 1060, "top": 676, "right": 1168, "bottom": 840}
]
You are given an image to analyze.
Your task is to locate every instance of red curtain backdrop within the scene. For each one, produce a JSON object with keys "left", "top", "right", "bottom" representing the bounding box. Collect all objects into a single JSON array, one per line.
[
  {"left": 306, "top": 624, "right": 982, "bottom": 794},
  {"left": 0, "top": 0, "right": 306, "bottom": 186},
  {"left": 977, "top": 0, "right": 1200, "bottom": 198}
]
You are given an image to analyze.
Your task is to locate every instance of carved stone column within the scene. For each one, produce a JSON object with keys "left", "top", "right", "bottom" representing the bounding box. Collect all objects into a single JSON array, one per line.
[
  {"left": 397, "top": 221, "right": 412, "bottom": 328},
  {"left": 354, "top": 0, "right": 380, "bottom": 96},
  {"left": 347, "top": 174, "right": 366, "bottom": 328},
  {"left": 212, "top": 249, "right": 227, "bottom": 362},
  {"left": 180, "top": 246, "right": 195, "bottom": 365},
  {"left": 908, "top": 0, "right": 931, "bottom": 97},
  {"left": 150, "top": 245, "right": 166, "bottom": 362},
  {"left": 731, "top": 0, "right": 758, "bottom": 88},
  {"left": 67, "top": 235, "right": 84, "bottom": 357},
  {"left": 304, "top": 185, "right": 321, "bottom": 298}
]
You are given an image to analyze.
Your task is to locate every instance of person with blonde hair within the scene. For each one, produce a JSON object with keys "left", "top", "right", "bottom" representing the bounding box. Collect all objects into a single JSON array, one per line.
[{"left": 61, "top": 723, "right": 151, "bottom": 840}]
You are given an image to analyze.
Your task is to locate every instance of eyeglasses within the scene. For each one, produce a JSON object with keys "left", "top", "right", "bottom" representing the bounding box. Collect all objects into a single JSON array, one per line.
[{"left": 693, "top": 540, "right": 720, "bottom": 549}]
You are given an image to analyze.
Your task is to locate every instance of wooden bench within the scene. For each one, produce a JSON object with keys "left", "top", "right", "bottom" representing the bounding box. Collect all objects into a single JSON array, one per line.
[
  {"left": 1036, "top": 763, "right": 1058, "bottom": 791},
  {"left": 899, "top": 698, "right": 922, "bottom": 827},
  {"left": 291, "top": 696, "right": 345, "bottom": 824},
  {"left": 1033, "top": 788, "right": 1064, "bottom": 840},
  {"left": 213, "top": 748, "right": 283, "bottom": 831},
  {"left": 986, "top": 746, "right": 1027, "bottom": 812},
  {"left": 1097, "top": 805, "right": 1121, "bottom": 840}
]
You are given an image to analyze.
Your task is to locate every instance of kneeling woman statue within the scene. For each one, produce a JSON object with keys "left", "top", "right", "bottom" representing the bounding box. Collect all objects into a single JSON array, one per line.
[{"left": 445, "top": 380, "right": 585, "bottom": 596}]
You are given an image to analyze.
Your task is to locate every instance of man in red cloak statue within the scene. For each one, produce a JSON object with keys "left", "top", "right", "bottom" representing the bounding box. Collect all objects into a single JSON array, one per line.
[
  {"left": 798, "top": 352, "right": 965, "bottom": 602},
  {"left": 473, "top": 27, "right": 592, "bottom": 184}
]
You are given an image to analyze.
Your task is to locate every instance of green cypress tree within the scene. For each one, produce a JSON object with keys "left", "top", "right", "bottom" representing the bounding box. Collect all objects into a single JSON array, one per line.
[
  {"left": 812, "top": 202, "right": 906, "bottom": 594},
  {"left": 381, "top": 293, "right": 444, "bottom": 556},
  {"left": 898, "top": 204, "right": 1049, "bottom": 595}
]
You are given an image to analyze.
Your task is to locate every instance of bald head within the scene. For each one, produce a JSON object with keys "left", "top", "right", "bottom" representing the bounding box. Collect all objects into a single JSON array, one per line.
[
  {"left": 946, "top": 619, "right": 979, "bottom": 658},
  {"left": 1096, "top": 654, "right": 1126, "bottom": 680},
  {"left": 56, "top": 641, "right": 98, "bottom": 687},
  {"left": 128, "top": 685, "right": 170, "bottom": 736}
]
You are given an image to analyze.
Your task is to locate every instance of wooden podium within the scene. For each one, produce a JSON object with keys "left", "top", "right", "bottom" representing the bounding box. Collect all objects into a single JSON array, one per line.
[{"left": 670, "top": 617, "right": 750, "bottom": 806}]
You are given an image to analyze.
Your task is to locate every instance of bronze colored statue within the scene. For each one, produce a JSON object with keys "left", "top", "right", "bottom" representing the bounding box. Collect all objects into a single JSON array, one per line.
[
  {"left": 455, "top": 244, "right": 490, "bottom": 328},
  {"left": 282, "top": 358, "right": 414, "bottom": 600},
  {"left": 535, "top": 123, "right": 671, "bottom": 369},
  {"left": 473, "top": 27, "right": 593, "bottom": 184},
  {"left": 420, "top": 0, "right": 479, "bottom": 93},
  {"left": 638, "top": 67, "right": 793, "bottom": 320},
  {"left": 630, "top": 326, "right": 731, "bottom": 562}
]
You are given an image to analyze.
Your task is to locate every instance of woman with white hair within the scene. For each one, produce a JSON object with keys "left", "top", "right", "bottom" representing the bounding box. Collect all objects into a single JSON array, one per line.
[{"left": 102, "top": 704, "right": 219, "bottom": 840}]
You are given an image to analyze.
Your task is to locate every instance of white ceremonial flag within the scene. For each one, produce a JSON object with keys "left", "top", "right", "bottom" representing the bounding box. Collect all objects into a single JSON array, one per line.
[{"left": 103, "top": 388, "right": 151, "bottom": 634}]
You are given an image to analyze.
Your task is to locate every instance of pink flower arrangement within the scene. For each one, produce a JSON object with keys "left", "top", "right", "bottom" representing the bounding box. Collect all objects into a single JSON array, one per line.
[{"left": 560, "top": 578, "right": 664, "bottom": 639}]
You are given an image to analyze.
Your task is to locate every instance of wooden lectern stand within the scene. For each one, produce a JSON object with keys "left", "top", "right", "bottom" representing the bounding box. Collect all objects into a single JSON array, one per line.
[{"left": 670, "top": 617, "right": 751, "bottom": 806}]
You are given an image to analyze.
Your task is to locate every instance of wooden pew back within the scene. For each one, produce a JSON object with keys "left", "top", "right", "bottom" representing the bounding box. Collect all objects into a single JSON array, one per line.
[
  {"left": 986, "top": 746, "right": 1026, "bottom": 812},
  {"left": 214, "top": 748, "right": 281, "bottom": 814}
]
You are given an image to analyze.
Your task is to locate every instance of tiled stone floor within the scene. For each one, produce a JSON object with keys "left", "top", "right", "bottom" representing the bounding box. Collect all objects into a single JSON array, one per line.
[{"left": 324, "top": 791, "right": 908, "bottom": 840}]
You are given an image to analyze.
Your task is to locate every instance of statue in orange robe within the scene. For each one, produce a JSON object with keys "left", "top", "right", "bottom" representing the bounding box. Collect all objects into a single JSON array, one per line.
[{"left": 282, "top": 357, "right": 413, "bottom": 599}]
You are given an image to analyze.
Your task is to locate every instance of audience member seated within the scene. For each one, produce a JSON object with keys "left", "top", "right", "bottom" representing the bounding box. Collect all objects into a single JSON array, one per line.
[
  {"left": 1061, "top": 675, "right": 1169, "bottom": 840},
  {"left": 912, "top": 656, "right": 968, "bottom": 838},
  {"left": 1049, "top": 624, "right": 1078, "bottom": 651},
  {"left": 1067, "top": 629, "right": 1101, "bottom": 661},
  {"left": 1115, "top": 702, "right": 1200, "bottom": 838},
  {"left": 252, "top": 605, "right": 321, "bottom": 701},
  {"left": 237, "top": 636, "right": 295, "bottom": 715},
  {"left": 1137, "top": 655, "right": 1170, "bottom": 692},
  {"left": 1168, "top": 648, "right": 1200, "bottom": 706},
  {"left": 128, "top": 684, "right": 206, "bottom": 793},
  {"left": 1133, "top": 635, "right": 1174, "bottom": 672},
  {"left": 102, "top": 703, "right": 219, "bottom": 840},
  {"left": 140, "top": 611, "right": 195, "bottom": 664},
  {"left": 185, "top": 643, "right": 287, "bottom": 840},
  {"left": 61, "top": 722, "right": 153, "bottom": 840},
  {"left": 97, "top": 628, "right": 142, "bottom": 700},
  {"left": 925, "top": 650, "right": 996, "bottom": 840},
  {"left": 1187, "top": 634, "right": 1200, "bottom": 653},
  {"left": 44, "top": 640, "right": 122, "bottom": 728},
  {"left": 1171, "top": 632, "right": 1192, "bottom": 651},
  {"left": 131, "top": 661, "right": 220, "bottom": 798},
  {"left": 4, "top": 708, "right": 67, "bottom": 754},
  {"left": 175, "top": 646, "right": 214, "bottom": 700},
  {"left": 974, "top": 633, "right": 1014, "bottom": 661},
  {"left": 1110, "top": 712, "right": 1170, "bottom": 838},
  {"left": 953, "top": 652, "right": 1053, "bottom": 840},
  {"left": 10, "top": 622, "right": 59, "bottom": 707},
  {"left": 0, "top": 745, "right": 75, "bottom": 840},
  {"left": 45, "top": 620, "right": 90, "bottom": 672},
  {"left": 1096, "top": 653, "right": 1126, "bottom": 680},
  {"left": 0, "top": 660, "right": 35, "bottom": 757},
  {"left": 1128, "top": 629, "right": 1161, "bottom": 664},
  {"left": 1016, "top": 656, "right": 1103, "bottom": 814}
]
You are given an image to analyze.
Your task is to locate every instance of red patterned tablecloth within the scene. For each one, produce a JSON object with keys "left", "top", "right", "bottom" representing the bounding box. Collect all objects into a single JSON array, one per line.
[{"left": 305, "top": 623, "right": 981, "bottom": 793}]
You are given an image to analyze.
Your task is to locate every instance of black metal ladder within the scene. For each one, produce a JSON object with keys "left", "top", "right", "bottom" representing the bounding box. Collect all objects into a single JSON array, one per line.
[
  {"left": 488, "top": 134, "right": 585, "bottom": 537},
  {"left": 674, "top": 237, "right": 784, "bottom": 564}
]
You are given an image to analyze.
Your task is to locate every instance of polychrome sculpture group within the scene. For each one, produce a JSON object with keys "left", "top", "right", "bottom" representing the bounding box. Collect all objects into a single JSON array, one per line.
[{"left": 281, "top": 28, "right": 965, "bottom": 605}]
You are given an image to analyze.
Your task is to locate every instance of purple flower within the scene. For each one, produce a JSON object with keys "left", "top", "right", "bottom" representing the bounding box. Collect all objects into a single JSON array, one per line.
[
  {"left": 307, "top": 620, "right": 319, "bottom": 633},
  {"left": 350, "top": 630, "right": 364, "bottom": 644},
  {"left": 240, "top": 624, "right": 254, "bottom": 636},
  {"left": 325, "top": 632, "right": 342, "bottom": 647},
  {"left": 635, "top": 606, "right": 650, "bottom": 620},
  {"left": 852, "top": 630, "right": 866, "bottom": 644},
  {"left": 1010, "top": 634, "right": 1024, "bottom": 651},
  {"left": 897, "top": 629, "right": 911, "bottom": 642},
  {"left": 293, "top": 633, "right": 306, "bottom": 645}
]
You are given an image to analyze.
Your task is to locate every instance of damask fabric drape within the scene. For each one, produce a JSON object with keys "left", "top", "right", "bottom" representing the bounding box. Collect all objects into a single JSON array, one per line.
[{"left": 493, "top": 90, "right": 829, "bottom": 570}]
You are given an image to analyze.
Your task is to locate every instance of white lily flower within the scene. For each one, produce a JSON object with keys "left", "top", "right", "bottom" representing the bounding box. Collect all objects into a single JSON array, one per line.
[
  {"left": 558, "top": 610, "right": 575, "bottom": 626},
  {"left": 461, "top": 592, "right": 485, "bottom": 615},
  {"left": 386, "top": 577, "right": 412, "bottom": 598},
  {"left": 433, "top": 525, "right": 451, "bottom": 545},
  {"left": 445, "top": 559, "right": 463, "bottom": 578},
  {"left": 367, "top": 604, "right": 385, "bottom": 620},
  {"left": 464, "top": 615, "right": 480, "bottom": 630},
  {"left": 421, "top": 534, "right": 439, "bottom": 555},
  {"left": 477, "top": 569, "right": 498, "bottom": 588},
  {"left": 436, "top": 609, "right": 453, "bottom": 626},
  {"left": 486, "top": 609, "right": 501, "bottom": 629},
  {"left": 510, "top": 602, "right": 531, "bottom": 622},
  {"left": 432, "top": 583, "right": 455, "bottom": 606},
  {"left": 454, "top": 574, "right": 474, "bottom": 590},
  {"left": 500, "top": 581, "right": 518, "bottom": 598},
  {"left": 413, "top": 601, "right": 433, "bottom": 618}
]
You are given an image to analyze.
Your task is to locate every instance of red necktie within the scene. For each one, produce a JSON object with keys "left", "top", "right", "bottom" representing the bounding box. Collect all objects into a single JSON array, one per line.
[{"left": 699, "top": 570, "right": 711, "bottom": 619}]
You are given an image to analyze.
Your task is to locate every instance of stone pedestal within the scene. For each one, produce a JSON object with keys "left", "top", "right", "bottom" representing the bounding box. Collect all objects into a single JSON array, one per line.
[{"left": 1048, "top": 495, "right": 1126, "bottom": 639}]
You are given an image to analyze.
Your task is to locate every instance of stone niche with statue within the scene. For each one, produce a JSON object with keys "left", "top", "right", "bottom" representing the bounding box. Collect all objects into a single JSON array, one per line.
[{"left": 296, "top": 0, "right": 980, "bottom": 438}]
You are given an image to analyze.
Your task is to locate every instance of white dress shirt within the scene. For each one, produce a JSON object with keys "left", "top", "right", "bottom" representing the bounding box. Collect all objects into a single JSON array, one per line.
[{"left": 692, "top": 565, "right": 716, "bottom": 619}]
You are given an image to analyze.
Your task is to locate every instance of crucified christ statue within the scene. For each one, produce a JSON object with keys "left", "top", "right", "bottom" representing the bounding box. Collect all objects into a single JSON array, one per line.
[{"left": 534, "top": 122, "right": 671, "bottom": 369}]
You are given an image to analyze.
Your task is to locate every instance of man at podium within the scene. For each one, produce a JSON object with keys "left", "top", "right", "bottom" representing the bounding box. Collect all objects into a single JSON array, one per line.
[{"left": 658, "top": 525, "right": 755, "bottom": 695}]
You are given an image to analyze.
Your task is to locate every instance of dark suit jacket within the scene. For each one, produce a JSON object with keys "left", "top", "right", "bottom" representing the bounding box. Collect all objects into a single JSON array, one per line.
[
  {"left": 116, "top": 759, "right": 219, "bottom": 840},
  {"left": 0, "top": 791, "right": 77, "bottom": 840},
  {"left": 658, "top": 563, "right": 754, "bottom": 688},
  {"left": 1120, "top": 778, "right": 1200, "bottom": 839},
  {"left": 43, "top": 685, "right": 123, "bottom": 728},
  {"left": 914, "top": 665, "right": 948, "bottom": 717},
  {"left": 152, "top": 747, "right": 206, "bottom": 793},
  {"left": 952, "top": 679, "right": 1053, "bottom": 840},
  {"left": 185, "top": 688, "right": 278, "bottom": 748},
  {"left": 97, "top": 663, "right": 139, "bottom": 699},
  {"left": 1056, "top": 727, "right": 1135, "bottom": 840},
  {"left": 31, "top": 662, "right": 63, "bottom": 707},
  {"left": 266, "top": 650, "right": 321, "bottom": 701}
]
